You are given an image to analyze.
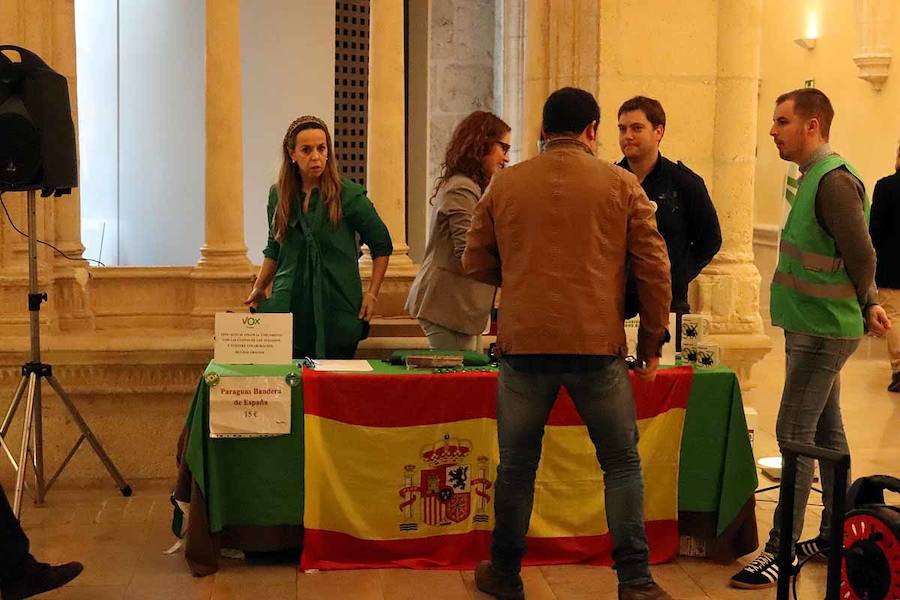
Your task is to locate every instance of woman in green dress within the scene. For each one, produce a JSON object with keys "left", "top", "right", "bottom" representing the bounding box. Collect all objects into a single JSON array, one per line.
[{"left": 245, "top": 115, "right": 392, "bottom": 359}]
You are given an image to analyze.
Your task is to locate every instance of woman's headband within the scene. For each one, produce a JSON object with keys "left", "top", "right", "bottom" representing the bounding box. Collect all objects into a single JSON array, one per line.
[{"left": 284, "top": 115, "right": 329, "bottom": 149}]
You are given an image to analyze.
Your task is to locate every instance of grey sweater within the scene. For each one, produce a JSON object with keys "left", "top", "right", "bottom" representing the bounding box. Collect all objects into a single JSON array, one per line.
[{"left": 800, "top": 144, "right": 878, "bottom": 309}]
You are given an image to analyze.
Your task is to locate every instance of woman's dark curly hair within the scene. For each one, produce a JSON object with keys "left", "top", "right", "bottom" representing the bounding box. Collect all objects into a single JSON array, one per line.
[{"left": 432, "top": 111, "right": 510, "bottom": 200}]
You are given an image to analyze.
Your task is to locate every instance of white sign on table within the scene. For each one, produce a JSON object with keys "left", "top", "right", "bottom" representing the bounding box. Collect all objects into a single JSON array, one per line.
[
  {"left": 214, "top": 312, "right": 293, "bottom": 365},
  {"left": 209, "top": 376, "right": 291, "bottom": 438}
]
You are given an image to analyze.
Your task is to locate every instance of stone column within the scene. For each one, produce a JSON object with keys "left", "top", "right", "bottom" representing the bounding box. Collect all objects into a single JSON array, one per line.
[
  {"left": 0, "top": 0, "right": 71, "bottom": 333},
  {"left": 419, "top": 0, "right": 497, "bottom": 263},
  {"left": 48, "top": 0, "right": 85, "bottom": 270},
  {"left": 196, "top": 0, "right": 251, "bottom": 273},
  {"left": 697, "top": 0, "right": 772, "bottom": 385},
  {"left": 500, "top": 0, "right": 526, "bottom": 163},
  {"left": 191, "top": 0, "right": 253, "bottom": 320},
  {"left": 852, "top": 0, "right": 895, "bottom": 91},
  {"left": 49, "top": 0, "right": 93, "bottom": 331},
  {"left": 363, "top": 0, "right": 416, "bottom": 317},
  {"left": 518, "top": 0, "right": 602, "bottom": 161},
  {"left": 427, "top": 0, "right": 497, "bottom": 192}
]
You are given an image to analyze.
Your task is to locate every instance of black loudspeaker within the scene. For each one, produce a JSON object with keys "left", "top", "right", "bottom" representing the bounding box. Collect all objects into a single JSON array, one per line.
[{"left": 0, "top": 45, "right": 77, "bottom": 197}]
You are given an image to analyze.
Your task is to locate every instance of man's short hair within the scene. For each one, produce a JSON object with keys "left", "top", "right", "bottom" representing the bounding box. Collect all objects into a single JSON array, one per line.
[
  {"left": 775, "top": 88, "right": 835, "bottom": 141},
  {"left": 542, "top": 87, "right": 600, "bottom": 137},
  {"left": 617, "top": 96, "right": 666, "bottom": 130}
]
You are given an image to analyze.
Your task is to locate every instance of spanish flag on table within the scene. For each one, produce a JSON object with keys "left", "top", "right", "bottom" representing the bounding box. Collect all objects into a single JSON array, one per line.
[{"left": 301, "top": 366, "right": 692, "bottom": 570}]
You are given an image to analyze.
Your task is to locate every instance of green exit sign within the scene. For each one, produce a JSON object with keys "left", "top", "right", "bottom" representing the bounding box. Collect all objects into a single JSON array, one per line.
[{"left": 804, "top": 79, "right": 815, "bottom": 88}]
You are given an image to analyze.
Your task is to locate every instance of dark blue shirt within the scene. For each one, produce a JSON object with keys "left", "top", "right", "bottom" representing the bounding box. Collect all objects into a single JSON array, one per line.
[{"left": 618, "top": 153, "right": 722, "bottom": 311}]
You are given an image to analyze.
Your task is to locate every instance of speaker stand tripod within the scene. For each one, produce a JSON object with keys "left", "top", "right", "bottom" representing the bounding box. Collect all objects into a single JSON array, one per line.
[{"left": 0, "top": 189, "right": 131, "bottom": 517}]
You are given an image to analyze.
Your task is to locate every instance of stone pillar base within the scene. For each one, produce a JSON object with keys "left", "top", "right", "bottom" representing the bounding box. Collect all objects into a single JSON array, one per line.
[
  {"left": 196, "top": 244, "right": 253, "bottom": 271},
  {"left": 707, "top": 332, "right": 773, "bottom": 391},
  {"left": 691, "top": 261, "right": 773, "bottom": 389},
  {"left": 189, "top": 268, "right": 255, "bottom": 326},
  {"left": 694, "top": 262, "right": 766, "bottom": 335},
  {"left": 53, "top": 274, "right": 95, "bottom": 333},
  {"left": 0, "top": 279, "right": 55, "bottom": 334}
]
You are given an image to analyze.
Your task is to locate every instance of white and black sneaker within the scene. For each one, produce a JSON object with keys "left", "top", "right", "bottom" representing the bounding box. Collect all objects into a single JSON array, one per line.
[
  {"left": 729, "top": 552, "right": 798, "bottom": 589},
  {"left": 795, "top": 536, "right": 829, "bottom": 561}
]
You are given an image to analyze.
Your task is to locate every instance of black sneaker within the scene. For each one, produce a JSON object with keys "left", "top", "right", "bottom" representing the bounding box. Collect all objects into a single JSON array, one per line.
[
  {"left": 474, "top": 560, "right": 524, "bottom": 600},
  {"left": 729, "top": 552, "right": 798, "bottom": 590},
  {"left": 795, "top": 535, "right": 829, "bottom": 561},
  {"left": 888, "top": 372, "right": 900, "bottom": 393},
  {"left": 0, "top": 559, "right": 84, "bottom": 599}
]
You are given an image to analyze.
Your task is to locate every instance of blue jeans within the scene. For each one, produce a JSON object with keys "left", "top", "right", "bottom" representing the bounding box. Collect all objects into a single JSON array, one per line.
[
  {"left": 490, "top": 356, "right": 652, "bottom": 586},
  {"left": 764, "top": 332, "right": 859, "bottom": 555}
]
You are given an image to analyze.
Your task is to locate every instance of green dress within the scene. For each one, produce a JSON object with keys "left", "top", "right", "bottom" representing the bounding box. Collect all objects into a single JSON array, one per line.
[{"left": 257, "top": 179, "right": 393, "bottom": 358}]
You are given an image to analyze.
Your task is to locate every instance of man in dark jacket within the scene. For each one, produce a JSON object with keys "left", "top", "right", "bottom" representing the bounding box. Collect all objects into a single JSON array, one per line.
[
  {"left": 869, "top": 141, "right": 900, "bottom": 391},
  {"left": 1, "top": 480, "right": 82, "bottom": 598},
  {"left": 617, "top": 96, "right": 721, "bottom": 313}
]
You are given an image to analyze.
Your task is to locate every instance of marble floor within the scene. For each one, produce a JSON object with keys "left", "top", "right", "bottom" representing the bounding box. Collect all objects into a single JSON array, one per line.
[{"left": 5, "top": 329, "right": 899, "bottom": 599}]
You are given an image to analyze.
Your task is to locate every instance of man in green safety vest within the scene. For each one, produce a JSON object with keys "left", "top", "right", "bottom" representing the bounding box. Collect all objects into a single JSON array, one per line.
[{"left": 730, "top": 88, "right": 892, "bottom": 590}]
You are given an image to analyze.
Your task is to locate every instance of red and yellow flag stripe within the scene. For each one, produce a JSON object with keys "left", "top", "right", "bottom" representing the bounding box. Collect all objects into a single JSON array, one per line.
[{"left": 301, "top": 366, "right": 691, "bottom": 570}]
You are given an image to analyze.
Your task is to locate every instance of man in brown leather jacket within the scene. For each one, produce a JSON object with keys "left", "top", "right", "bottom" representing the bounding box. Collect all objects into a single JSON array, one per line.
[{"left": 464, "top": 87, "right": 673, "bottom": 600}]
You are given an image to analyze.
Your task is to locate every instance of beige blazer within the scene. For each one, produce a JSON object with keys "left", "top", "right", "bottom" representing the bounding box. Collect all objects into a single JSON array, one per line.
[{"left": 405, "top": 175, "right": 496, "bottom": 335}]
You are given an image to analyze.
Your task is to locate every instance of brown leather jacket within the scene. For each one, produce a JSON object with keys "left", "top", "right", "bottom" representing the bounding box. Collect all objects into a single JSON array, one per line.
[{"left": 462, "top": 138, "right": 672, "bottom": 361}]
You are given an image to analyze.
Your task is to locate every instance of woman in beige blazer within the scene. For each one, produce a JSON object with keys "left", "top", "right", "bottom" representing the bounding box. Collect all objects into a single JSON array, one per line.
[{"left": 405, "top": 111, "right": 511, "bottom": 350}]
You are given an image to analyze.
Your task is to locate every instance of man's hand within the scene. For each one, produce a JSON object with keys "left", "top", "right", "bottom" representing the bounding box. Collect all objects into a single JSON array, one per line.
[
  {"left": 635, "top": 356, "right": 660, "bottom": 382},
  {"left": 866, "top": 304, "right": 892, "bottom": 337}
]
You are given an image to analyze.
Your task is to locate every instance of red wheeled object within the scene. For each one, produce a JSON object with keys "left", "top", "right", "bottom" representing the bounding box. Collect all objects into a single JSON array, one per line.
[{"left": 841, "top": 475, "right": 900, "bottom": 600}]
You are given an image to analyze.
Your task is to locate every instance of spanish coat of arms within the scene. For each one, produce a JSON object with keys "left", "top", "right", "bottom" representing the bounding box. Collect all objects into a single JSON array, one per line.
[{"left": 398, "top": 434, "right": 492, "bottom": 531}]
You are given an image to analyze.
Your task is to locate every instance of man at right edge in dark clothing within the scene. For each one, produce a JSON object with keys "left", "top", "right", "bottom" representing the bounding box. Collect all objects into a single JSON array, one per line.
[
  {"left": 730, "top": 88, "right": 891, "bottom": 590},
  {"left": 869, "top": 140, "right": 900, "bottom": 392},
  {"left": 616, "top": 96, "right": 721, "bottom": 313}
]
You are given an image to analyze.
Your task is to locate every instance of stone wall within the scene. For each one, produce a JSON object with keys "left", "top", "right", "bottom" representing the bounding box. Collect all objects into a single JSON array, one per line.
[{"left": 427, "top": 0, "right": 498, "bottom": 192}]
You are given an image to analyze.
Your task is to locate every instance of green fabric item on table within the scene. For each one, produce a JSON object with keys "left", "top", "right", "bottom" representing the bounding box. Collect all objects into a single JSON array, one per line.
[
  {"left": 389, "top": 349, "right": 491, "bottom": 366},
  {"left": 678, "top": 366, "right": 759, "bottom": 535},
  {"left": 183, "top": 361, "right": 306, "bottom": 532}
]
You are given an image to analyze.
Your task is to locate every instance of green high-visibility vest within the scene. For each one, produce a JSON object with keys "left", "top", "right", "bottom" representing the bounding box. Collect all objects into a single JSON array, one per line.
[{"left": 770, "top": 154, "right": 870, "bottom": 338}]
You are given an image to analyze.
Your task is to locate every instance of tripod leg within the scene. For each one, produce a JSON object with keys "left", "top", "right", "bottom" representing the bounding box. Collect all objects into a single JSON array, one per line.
[
  {"left": 45, "top": 375, "right": 132, "bottom": 497},
  {"left": 1, "top": 376, "right": 29, "bottom": 468},
  {"left": 1, "top": 376, "right": 28, "bottom": 436},
  {"left": 13, "top": 374, "right": 37, "bottom": 518},
  {"left": 31, "top": 377, "right": 46, "bottom": 505}
]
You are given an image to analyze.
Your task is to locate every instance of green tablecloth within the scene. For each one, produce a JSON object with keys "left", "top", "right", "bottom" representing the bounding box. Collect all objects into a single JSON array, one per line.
[
  {"left": 183, "top": 361, "right": 757, "bottom": 538},
  {"left": 184, "top": 361, "right": 306, "bottom": 531},
  {"left": 677, "top": 367, "right": 759, "bottom": 535}
]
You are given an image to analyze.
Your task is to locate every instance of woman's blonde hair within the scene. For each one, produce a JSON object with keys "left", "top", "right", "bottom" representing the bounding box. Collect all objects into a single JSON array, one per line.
[{"left": 273, "top": 116, "right": 343, "bottom": 242}]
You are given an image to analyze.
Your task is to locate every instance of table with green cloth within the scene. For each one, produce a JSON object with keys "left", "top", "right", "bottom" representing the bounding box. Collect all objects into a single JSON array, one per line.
[
  {"left": 677, "top": 367, "right": 760, "bottom": 561},
  {"left": 174, "top": 360, "right": 758, "bottom": 575}
]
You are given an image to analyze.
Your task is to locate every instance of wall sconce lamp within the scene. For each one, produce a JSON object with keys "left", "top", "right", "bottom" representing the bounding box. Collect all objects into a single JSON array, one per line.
[{"left": 794, "top": 11, "right": 819, "bottom": 50}]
